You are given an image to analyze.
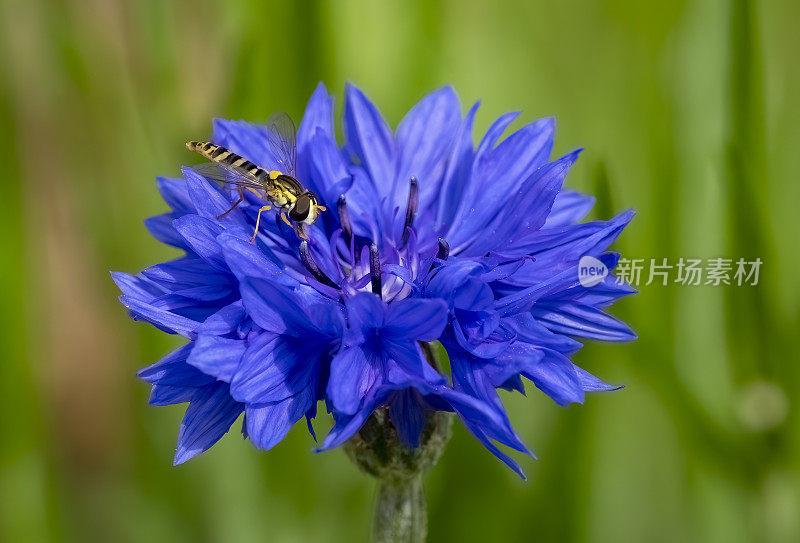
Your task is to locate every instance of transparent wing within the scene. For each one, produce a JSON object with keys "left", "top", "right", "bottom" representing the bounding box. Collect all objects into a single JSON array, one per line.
[
  {"left": 266, "top": 111, "right": 297, "bottom": 176},
  {"left": 189, "top": 162, "right": 267, "bottom": 192}
]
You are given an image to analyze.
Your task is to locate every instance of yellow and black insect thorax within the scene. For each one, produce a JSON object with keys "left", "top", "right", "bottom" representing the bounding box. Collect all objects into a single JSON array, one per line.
[{"left": 266, "top": 171, "right": 304, "bottom": 209}]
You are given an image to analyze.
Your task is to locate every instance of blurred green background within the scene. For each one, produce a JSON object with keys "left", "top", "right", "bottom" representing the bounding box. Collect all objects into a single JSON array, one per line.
[{"left": 1, "top": 0, "right": 798, "bottom": 541}]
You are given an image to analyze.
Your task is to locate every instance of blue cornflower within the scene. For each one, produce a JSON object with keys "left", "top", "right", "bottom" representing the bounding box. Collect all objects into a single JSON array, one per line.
[{"left": 113, "top": 83, "right": 634, "bottom": 474}]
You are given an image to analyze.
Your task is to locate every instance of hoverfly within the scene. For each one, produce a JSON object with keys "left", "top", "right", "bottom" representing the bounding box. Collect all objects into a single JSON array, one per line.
[{"left": 186, "top": 112, "right": 325, "bottom": 240}]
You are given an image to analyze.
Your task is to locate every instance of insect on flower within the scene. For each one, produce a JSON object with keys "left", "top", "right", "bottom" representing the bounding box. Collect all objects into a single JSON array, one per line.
[{"left": 186, "top": 111, "right": 325, "bottom": 240}]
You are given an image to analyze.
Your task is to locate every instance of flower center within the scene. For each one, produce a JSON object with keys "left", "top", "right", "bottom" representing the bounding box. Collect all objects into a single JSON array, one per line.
[{"left": 296, "top": 177, "right": 437, "bottom": 304}]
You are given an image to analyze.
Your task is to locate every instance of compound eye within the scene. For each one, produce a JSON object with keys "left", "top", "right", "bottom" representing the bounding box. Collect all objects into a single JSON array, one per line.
[{"left": 289, "top": 195, "right": 311, "bottom": 222}]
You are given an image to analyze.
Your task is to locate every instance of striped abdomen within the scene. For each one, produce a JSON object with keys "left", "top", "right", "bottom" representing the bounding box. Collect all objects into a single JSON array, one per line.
[{"left": 186, "top": 140, "right": 268, "bottom": 182}]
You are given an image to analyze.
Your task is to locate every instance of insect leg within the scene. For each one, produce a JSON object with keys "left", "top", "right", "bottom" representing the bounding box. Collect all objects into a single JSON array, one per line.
[
  {"left": 294, "top": 223, "right": 308, "bottom": 240},
  {"left": 250, "top": 204, "right": 272, "bottom": 242},
  {"left": 217, "top": 194, "right": 244, "bottom": 219}
]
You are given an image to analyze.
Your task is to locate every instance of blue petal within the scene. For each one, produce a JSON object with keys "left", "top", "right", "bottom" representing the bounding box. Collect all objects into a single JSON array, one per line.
[
  {"left": 449, "top": 117, "right": 555, "bottom": 248},
  {"left": 499, "top": 374, "right": 526, "bottom": 394},
  {"left": 183, "top": 167, "right": 245, "bottom": 224},
  {"left": 568, "top": 274, "right": 637, "bottom": 308},
  {"left": 343, "top": 84, "right": 396, "bottom": 199},
  {"left": 320, "top": 390, "right": 390, "bottom": 450},
  {"left": 395, "top": 87, "right": 462, "bottom": 215},
  {"left": 475, "top": 112, "right": 520, "bottom": 158},
  {"left": 501, "top": 313, "right": 582, "bottom": 354},
  {"left": 544, "top": 191, "right": 595, "bottom": 228},
  {"left": 306, "top": 299, "right": 346, "bottom": 339},
  {"left": 385, "top": 298, "right": 449, "bottom": 341},
  {"left": 343, "top": 292, "right": 386, "bottom": 345},
  {"left": 437, "top": 386, "right": 523, "bottom": 448},
  {"left": 435, "top": 102, "right": 479, "bottom": 229},
  {"left": 245, "top": 389, "right": 313, "bottom": 451},
  {"left": 381, "top": 338, "right": 425, "bottom": 378},
  {"left": 494, "top": 252, "right": 618, "bottom": 317},
  {"left": 120, "top": 295, "right": 200, "bottom": 337},
  {"left": 174, "top": 381, "right": 243, "bottom": 465},
  {"left": 479, "top": 258, "right": 528, "bottom": 282},
  {"left": 532, "top": 302, "right": 637, "bottom": 342},
  {"left": 230, "top": 332, "right": 320, "bottom": 404},
  {"left": 463, "top": 151, "right": 580, "bottom": 256},
  {"left": 452, "top": 278, "right": 494, "bottom": 312},
  {"left": 484, "top": 341, "right": 545, "bottom": 387},
  {"left": 573, "top": 365, "right": 622, "bottom": 392},
  {"left": 452, "top": 322, "right": 513, "bottom": 358},
  {"left": 140, "top": 291, "right": 232, "bottom": 322},
  {"left": 297, "top": 82, "right": 334, "bottom": 181},
  {"left": 327, "top": 346, "right": 379, "bottom": 415},
  {"left": 238, "top": 278, "right": 301, "bottom": 335},
  {"left": 156, "top": 177, "right": 193, "bottom": 213},
  {"left": 425, "top": 259, "right": 484, "bottom": 301},
  {"left": 111, "top": 271, "right": 164, "bottom": 301},
  {"left": 169, "top": 285, "right": 234, "bottom": 302},
  {"left": 493, "top": 269, "right": 574, "bottom": 318},
  {"left": 384, "top": 353, "right": 445, "bottom": 393},
  {"left": 460, "top": 422, "right": 528, "bottom": 479},
  {"left": 440, "top": 386, "right": 532, "bottom": 478},
  {"left": 298, "top": 83, "right": 334, "bottom": 145},
  {"left": 446, "top": 351, "right": 531, "bottom": 453},
  {"left": 196, "top": 301, "right": 247, "bottom": 335},
  {"left": 187, "top": 335, "right": 246, "bottom": 382},
  {"left": 341, "top": 167, "right": 383, "bottom": 239},
  {"left": 305, "top": 129, "right": 354, "bottom": 207},
  {"left": 438, "top": 386, "right": 531, "bottom": 478},
  {"left": 521, "top": 348, "right": 584, "bottom": 406},
  {"left": 506, "top": 209, "right": 635, "bottom": 268},
  {"left": 149, "top": 384, "right": 196, "bottom": 406},
  {"left": 384, "top": 263, "right": 415, "bottom": 287},
  {"left": 145, "top": 213, "right": 188, "bottom": 249},
  {"left": 217, "top": 231, "right": 291, "bottom": 283},
  {"left": 389, "top": 389, "right": 427, "bottom": 448},
  {"left": 239, "top": 278, "right": 335, "bottom": 336},
  {"left": 141, "top": 258, "right": 231, "bottom": 294},
  {"left": 138, "top": 343, "right": 213, "bottom": 387},
  {"left": 172, "top": 215, "right": 227, "bottom": 270}
]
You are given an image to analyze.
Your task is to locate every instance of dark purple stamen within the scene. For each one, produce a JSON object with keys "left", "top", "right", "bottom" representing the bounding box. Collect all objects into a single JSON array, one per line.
[
  {"left": 299, "top": 241, "right": 340, "bottom": 289},
  {"left": 369, "top": 243, "right": 382, "bottom": 297},
  {"left": 437, "top": 238, "right": 450, "bottom": 260},
  {"left": 337, "top": 194, "right": 353, "bottom": 241},
  {"left": 400, "top": 176, "right": 418, "bottom": 247}
]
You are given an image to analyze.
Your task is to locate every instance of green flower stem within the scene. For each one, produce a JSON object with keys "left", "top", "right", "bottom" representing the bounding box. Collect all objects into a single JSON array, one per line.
[{"left": 372, "top": 473, "right": 426, "bottom": 543}]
